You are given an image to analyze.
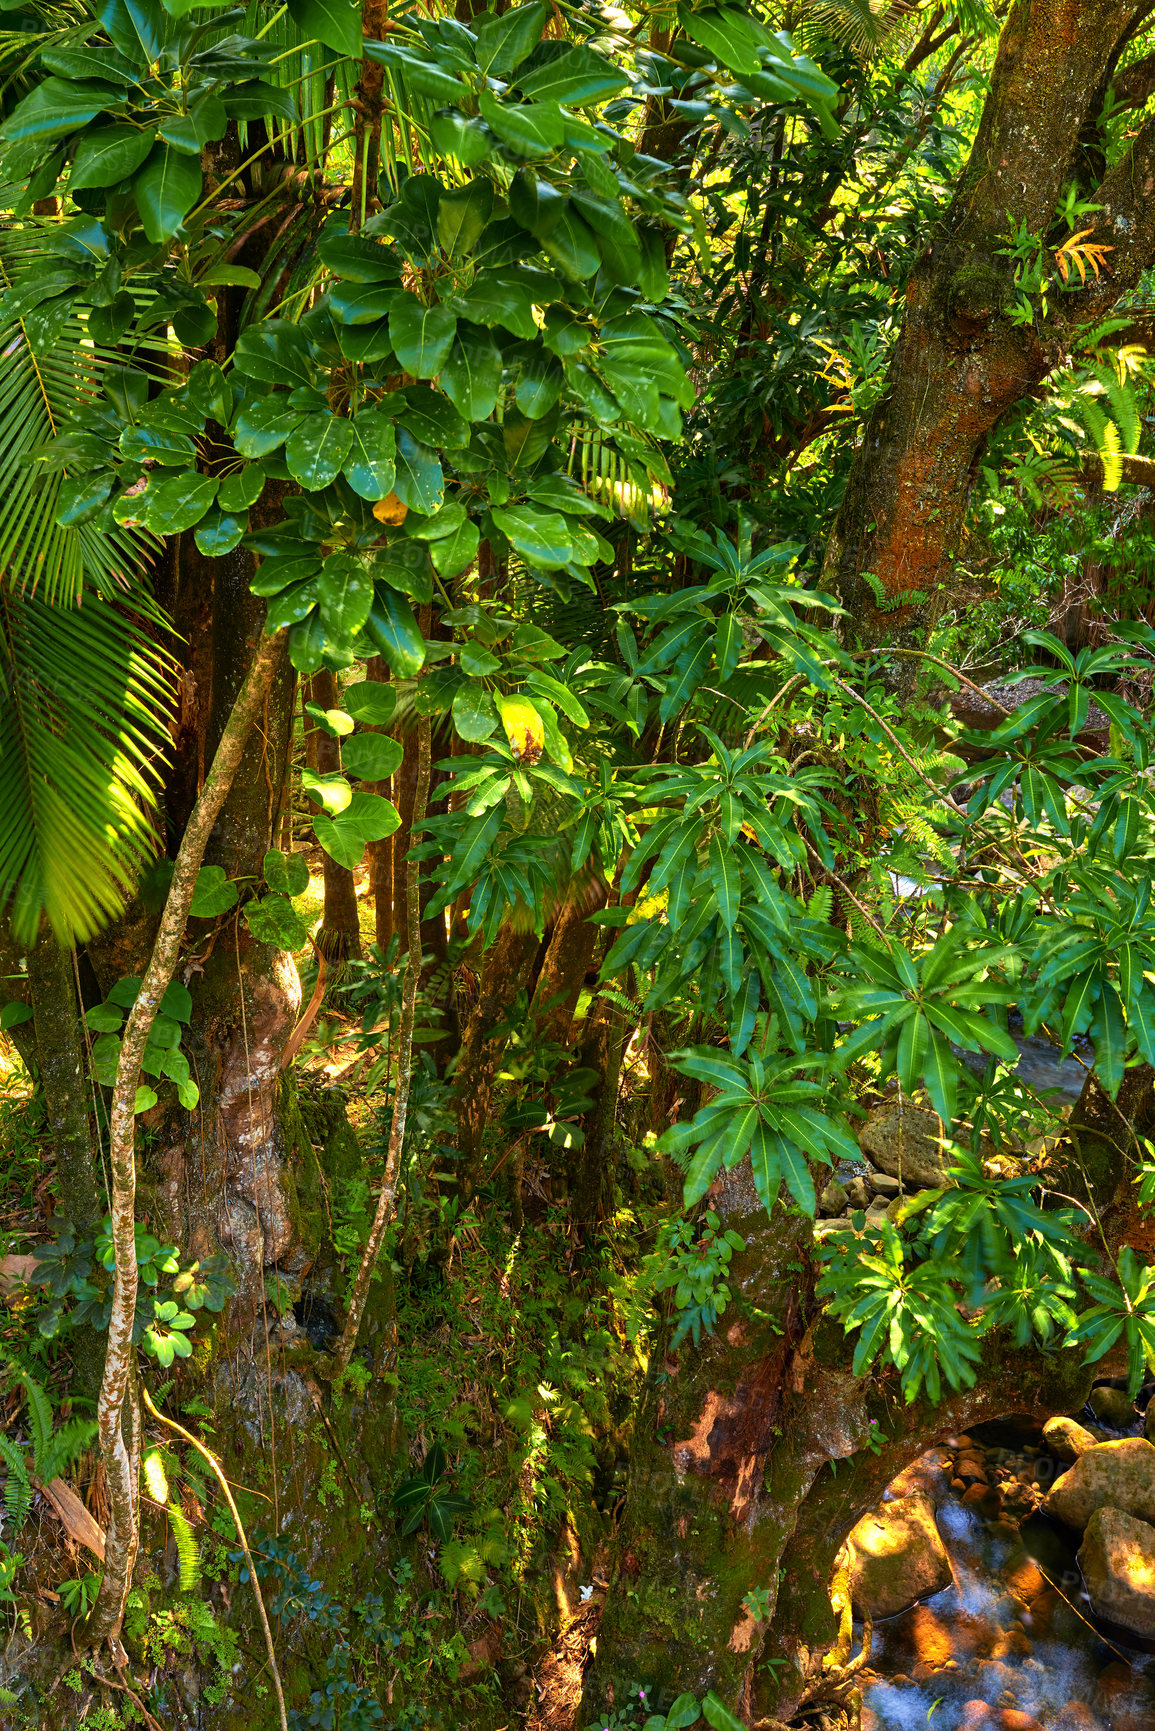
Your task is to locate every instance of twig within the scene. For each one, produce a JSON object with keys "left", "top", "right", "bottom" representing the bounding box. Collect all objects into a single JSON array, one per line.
[{"left": 141, "top": 1386, "right": 288, "bottom": 1731}]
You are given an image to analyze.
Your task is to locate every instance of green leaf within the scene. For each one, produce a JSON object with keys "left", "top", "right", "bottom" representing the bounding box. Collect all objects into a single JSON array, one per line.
[
  {"left": 286, "top": 413, "right": 355, "bottom": 490},
  {"left": 134, "top": 1085, "right": 158, "bottom": 1114},
  {"left": 244, "top": 893, "right": 309, "bottom": 950},
  {"left": 437, "top": 181, "right": 494, "bottom": 258},
  {"left": 285, "top": 0, "right": 362, "bottom": 56},
  {"left": 363, "top": 586, "right": 426, "bottom": 678},
  {"left": 474, "top": 1, "right": 547, "bottom": 75},
  {"left": 516, "top": 46, "right": 627, "bottom": 105},
  {"left": 429, "top": 109, "right": 492, "bottom": 167},
  {"left": 218, "top": 465, "right": 265, "bottom": 513},
  {"left": 133, "top": 144, "right": 202, "bottom": 244},
  {"left": 431, "top": 516, "right": 480, "bottom": 579},
  {"left": 194, "top": 508, "right": 245, "bottom": 557},
  {"left": 0, "top": 1000, "right": 33, "bottom": 1030},
  {"left": 490, "top": 504, "right": 572, "bottom": 569},
  {"left": 708, "top": 832, "right": 741, "bottom": 930},
  {"left": 341, "top": 732, "right": 404, "bottom": 780},
  {"left": 343, "top": 680, "right": 397, "bottom": 725},
  {"left": 478, "top": 91, "right": 564, "bottom": 158},
  {"left": 452, "top": 681, "right": 499, "bottom": 741},
  {"left": 314, "top": 792, "right": 401, "bottom": 870},
  {"left": 316, "top": 552, "right": 374, "bottom": 638},
  {"left": 392, "top": 430, "right": 444, "bottom": 515},
  {"left": 190, "top": 864, "right": 238, "bottom": 917},
  {"left": 344, "top": 411, "right": 396, "bottom": 501},
  {"left": 233, "top": 321, "right": 312, "bottom": 388},
  {"left": 234, "top": 396, "right": 304, "bottom": 459},
  {"left": 70, "top": 124, "right": 156, "bottom": 190},
  {"left": 144, "top": 471, "right": 218, "bottom": 534},
  {"left": 388, "top": 294, "right": 457, "bottom": 378},
  {"left": 0, "top": 78, "right": 112, "bottom": 150},
  {"left": 541, "top": 205, "right": 601, "bottom": 280}
]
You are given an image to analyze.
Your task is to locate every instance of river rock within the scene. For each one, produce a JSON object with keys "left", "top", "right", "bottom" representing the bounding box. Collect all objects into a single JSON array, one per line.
[
  {"left": 858, "top": 1102, "right": 951, "bottom": 1188},
  {"left": 1045, "top": 1437, "right": 1155, "bottom": 1529},
  {"left": 819, "top": 1177, "right": 848, "bottom": 1216},
  {"left": 844, "top": 1175, "right": 871, "bottom": 1210},
  {"left": 869, "top": 1170, "right": 902, "bottom": 1198},
  {"left": 1043, "top": 1416, "right": 1100, "bottom": 1461},
  {"left": 1145, "top": 1401, "right": 1155, "bottom": 1445},
  {"left": 1078, "top": 1506, "right": 1155, "bottom": 1637},
  {"left": 847, "top": 1490, "right": 953, "bottom": 1618},
  {"left": 1088, "top": 1385, "right": 1137, "bottom": 1429}
]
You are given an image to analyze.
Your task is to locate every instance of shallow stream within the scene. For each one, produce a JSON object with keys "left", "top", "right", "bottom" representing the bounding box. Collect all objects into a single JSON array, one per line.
[{"left": 858, "top": 1420, "right": 1155, "bottom": 1731}]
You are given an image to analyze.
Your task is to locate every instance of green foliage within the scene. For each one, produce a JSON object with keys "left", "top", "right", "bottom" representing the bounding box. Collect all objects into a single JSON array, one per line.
[{"left": 392, "top": 1442, "right": 471, "bottom": 1540}]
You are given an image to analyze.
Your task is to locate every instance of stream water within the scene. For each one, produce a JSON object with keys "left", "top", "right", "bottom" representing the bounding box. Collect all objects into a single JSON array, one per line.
[{"left": 858, "top": 1420, "right": 1155, "bottom": 1731}]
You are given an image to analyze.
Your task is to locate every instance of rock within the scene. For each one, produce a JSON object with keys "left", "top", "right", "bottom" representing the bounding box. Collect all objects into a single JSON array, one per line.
[
  {"left": 865, "top": 1204, "right": 890, "bottom": 1228},
  {"left": 1088, "top": 1385, "right": 1138, "bottom": 1429},
  {"left": 997, "top": 1714, "right": 1042, "bottom": 1731},
  {"left": 1045, "top": 1437, "right": 1155, "bottom": 1529},
  {"left": 847, "top": 1490, "right": 954, "bottom": 1619},
  {"left": 868, "top": 1170, "right": 902, "bottom": 1198},
  {"left": 886, "top": 1446, "right": 953, "bottom": 1506},
  {"left": 1146, "top": 1401, "right": 1155, "bottom": 1444},
  {"left": 1051, "top": 1708, "right": 1105, "bottom": 1731},
  {"left": 858, "top": 1101, "right": 951, "bottom": 1188},
  {"left": 1078, "top": 1506, "right": 1155, "bottom": 1637},
  {"left": 1043, "top": 1415, "right": 1099, "bottom": 1461},
  {"left": 844, "top": 1175, "right": 871, "bottom": 1210},
  {"left": 1000, "top": 1548, "right": 1047, "bottom": 1607},
  {"left": 819, "top": 1177, "right": 848, "bottom": 1216}
]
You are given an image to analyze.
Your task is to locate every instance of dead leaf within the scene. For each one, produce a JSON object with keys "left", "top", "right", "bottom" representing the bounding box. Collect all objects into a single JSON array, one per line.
[
  {"left": 36, "top": 1477, "right": 106, "bottom": 1560},
  {"left": 0, "top": 1253, "right": 38, "bottom": 1297},
  {"left": 372, "top": 491, "right": 408, "bottom": 525}
]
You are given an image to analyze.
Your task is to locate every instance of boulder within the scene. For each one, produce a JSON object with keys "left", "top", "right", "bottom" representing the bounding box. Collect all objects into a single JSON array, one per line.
[
  {"left": 858, "top": 1102, "right": 951, "bottom": 1189},
  {"left": 819, "top": 1177, "right": 848, "bottom": 1216},
  {"left": 869, "top": 1170, "right": 902, "bottom": 1199},
  {"left": 1145, "top": 1401, "right": 1155, "bottom": 1445},
  {"left": 1088, "top": 1385, "right": 1137, "bottom": 1429},
  {"left": 1079, "top": 1506, "right": 1155, "bottom": 1637},
  {"left": 885, "top": 1446, "right": 953, "bottom": 1506},
  {"left": 1045, "top": 1437, "right": 1155, "bottom": 1530},
  {"left": 1043, "top": 1416, "right": 1099, "bottom": 1462},
  {"left": 846, "top": 1490, "right": 953, "bottom": 1619}
]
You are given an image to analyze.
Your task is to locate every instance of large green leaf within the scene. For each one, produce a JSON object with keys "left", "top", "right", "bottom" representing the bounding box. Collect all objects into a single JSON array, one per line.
[
  {"left": 388, "top": 293, "right": 457, "bottom": 378},
  {"left": 478, "top": 91, "right": 564, "bottom": 158},
  {"left": 285, "top": 412, "right": 355, "bottom": 489},
  {"left": 341, "top": 733, "right": 404, "bottom": 780},
  {"left": 344, "top": 411, "right": 397, "bottom": 500},
  {"left": 393, "top": 429, "right": 444, "bottom": 514},
  {"left": 285, "top": 0, "right": 362, "bottom": 56},
  {"left": 70, "top": 124, "right": 156, "bottom": 190},
  {"left": 474, "top": 2, "right": 547, "bottom": 76},
  {"left": 144, "top": 471, "right": 218, "bottom": 534},
  {"left": 317, "top": 551, "right": 374, "bottom": 637},
  {"left": 363, "top": 586, "right": 425, "bottom": 677},
  {"left": 490, "top": 504, "right": 572, "bottom": 569},
  {"left": 133, "top": 144, "right": 202, "bottom": 243},
  {"left": 314, "top": 792, "right": 401, "bottom": 869},
  {"left": 0, "top": 78, "right": 112, "bottom": 149},
  {"left": 516, "top": 46, "right": 627, "bottom": 105}
]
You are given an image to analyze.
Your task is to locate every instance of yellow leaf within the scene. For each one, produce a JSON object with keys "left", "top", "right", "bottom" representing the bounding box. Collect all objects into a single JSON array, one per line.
[
  {"left": 497, "top": 695, "right": 544, "bottom": 766},
  {"left": 373, "top": 492, "right": 408, "bottom": 526}
]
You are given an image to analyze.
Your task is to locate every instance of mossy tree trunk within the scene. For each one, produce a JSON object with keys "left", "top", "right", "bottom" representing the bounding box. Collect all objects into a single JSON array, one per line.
[
  {"left": 824, "top": 0, "right": 1155, "bottom": 659},
  {"left": 25, "top": 932, "right": 101, "bottom": 1232},
  {"left": 306, "top": 668, "right": 363, "bottom": 966}
]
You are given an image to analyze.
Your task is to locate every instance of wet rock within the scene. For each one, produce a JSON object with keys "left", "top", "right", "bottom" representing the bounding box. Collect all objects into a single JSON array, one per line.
[
  {"left": 859, "top": 1100, "right": 951, "bottom": 1188},
  {"left": 1093, "top": 1660, "right": 1155, "bottom": 1731},
  {"left": 844, "top": 1175, "right": 871, "bottom": 1210},
  {"left": 1045, "top": 1437, "right": 1155, "bottom": 1529},
  {"left": 847, "top": 1490, "right": 954, "bottom": 1619},
  {"left": 819, "top": 1177, "right": 848, "bottom": 1216},
  {"left": 1043, "top": 1416, "right": 1099, "bottom": 1461},
  {"left": 1000, "top": 1548, "right": 1047, "bottom": 1607},
  {"left": 1088, "top": 1385, "right": 1138, "bottom": 1429},
  {"left": 887, "top": 1446, "right": 953, "bottom": 1506},
  {"left": 1078, "top": 1505, "right": 1155, "bottom": 1637},
  {"left": 1051, "top": 1707, "right": 1105, "bottom": 1731}
]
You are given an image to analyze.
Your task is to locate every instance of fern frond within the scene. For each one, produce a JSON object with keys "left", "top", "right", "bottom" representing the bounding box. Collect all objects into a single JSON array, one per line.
[
  {"left": 14, "top": 1368, "right": 51, "bottom": 1472},
  {"left": 167, "top": 1501, "right": 201, "bottom": 1592},
  {"left": 0, "top": 1436, "right": 30, "bottom": 1530},
  {"left": 38, "top": 1418, "right": 96, "bottom": 1485}
]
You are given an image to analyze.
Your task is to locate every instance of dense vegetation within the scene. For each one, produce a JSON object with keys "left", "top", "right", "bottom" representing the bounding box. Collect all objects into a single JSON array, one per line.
[{"left": 4, "top": 0, "right": 1155, "bottom": 1724}]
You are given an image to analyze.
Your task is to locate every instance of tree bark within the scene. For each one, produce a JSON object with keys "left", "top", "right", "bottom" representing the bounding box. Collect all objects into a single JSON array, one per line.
[
  {"left": 87, "top": 627, "right": 287, "bottom": 1649},
  {"left": 26, "top": 933, "right": 100, "bottom": 1233},
  {"left": 453, "top": 918, "right": 545, "bottom": 1200},
  {"left": 823, "top": 0, "right": 1155, "bottom": 661}
]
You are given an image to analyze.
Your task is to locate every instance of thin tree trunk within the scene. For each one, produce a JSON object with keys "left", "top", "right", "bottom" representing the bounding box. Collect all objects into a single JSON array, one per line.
[
  {"left": 26, "top": 933, "right": 100, "bottom": 1233},
  {"left": 453, "top": 919, "right": 545, "bottom": 1200},
  {"left": 364, "top": 655, "right": 394, "bottom": 951},
  {"left": 87, "top": 628, "right": 287, "bottom": 1649},
  {"left": 334, "top": 715, "right": 431, "bottom": 1372}
]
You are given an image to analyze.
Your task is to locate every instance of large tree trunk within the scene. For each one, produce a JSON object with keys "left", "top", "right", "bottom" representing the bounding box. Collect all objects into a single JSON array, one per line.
[
  {"left": 585, "top": 1066, "right": 1146, "bottom": 1720},
  {"left": 26, "top": 932, "right": 100, "bottom": 1233},
  {"left": 824, "top": 0, "right": 1155, "bottom": 659}
]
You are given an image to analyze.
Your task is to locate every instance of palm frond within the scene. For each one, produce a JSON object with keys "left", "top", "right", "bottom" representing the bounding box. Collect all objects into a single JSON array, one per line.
[{"left": 0, "top": 581, "right": 172, "bottom": 944}]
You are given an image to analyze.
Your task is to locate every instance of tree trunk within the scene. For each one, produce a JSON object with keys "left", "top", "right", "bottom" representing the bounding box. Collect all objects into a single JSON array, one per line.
[
  {"left": 453, "top": 919, "right": 545, "bottom": 1199},
  {"left": 823, "top": 0, "right": 1155, "bottom": 661},
  {"left": 364, "top": 655, "right": 394, "bottom": 951},
  {"left": 307, "top": 668, "right": 363, "bottom": 965},
  {"left": 26, "top": 933, "right": 100, "bottom": 1232},
  {"left": 586, "top": 1063, "right": 1142, "bottom": 1719}
]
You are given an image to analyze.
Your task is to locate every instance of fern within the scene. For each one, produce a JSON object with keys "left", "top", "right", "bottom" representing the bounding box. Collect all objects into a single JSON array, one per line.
[
  {"left": 860, "top": 570, "right": 927, "bottom": 612},
  {"left": 39, "top": 1418, "right": 97, "bottom": 1485},
  {"left": 168, "top": 1502, "right": 202, "bottom": 1592},
  {"left": 13, "top": 1367, "right": 51, "bottom": 1469},
  {"left": 0, "top": 1436, "right": 30, "bottom": 1529}
]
